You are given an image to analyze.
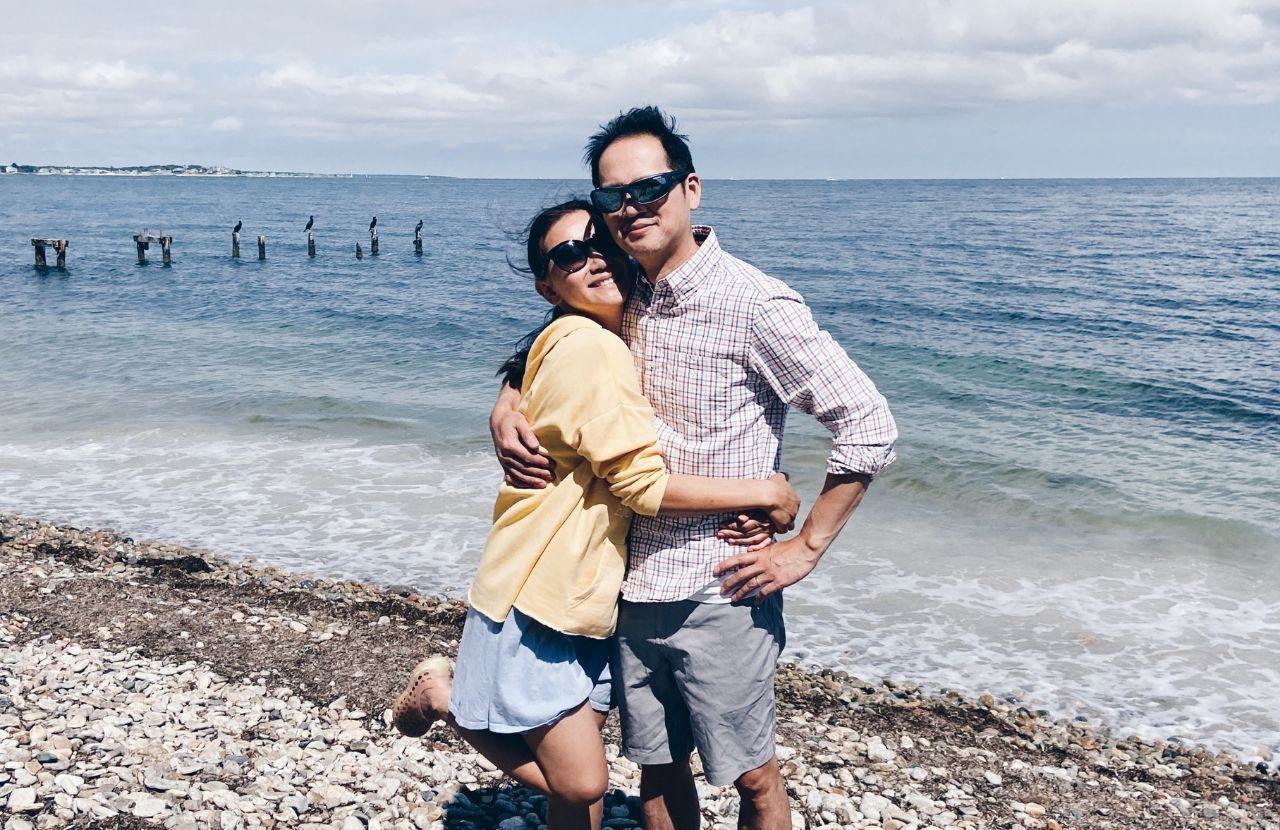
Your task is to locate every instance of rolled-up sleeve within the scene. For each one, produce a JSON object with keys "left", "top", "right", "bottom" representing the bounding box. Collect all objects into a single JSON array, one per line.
[
  {"left": 576, "top": 405, "right": 669, "bottom": 516},
  {"left": 749, "top": 294, "right": 898, "bottom": 477},
  {"left": 542, "top": 329, "right": 670, "bottom": 516}
]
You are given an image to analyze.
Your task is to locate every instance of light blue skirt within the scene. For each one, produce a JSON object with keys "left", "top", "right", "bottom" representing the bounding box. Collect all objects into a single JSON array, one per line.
[{"left": 449, "top": 607, "right": 613, "bottom": 733}]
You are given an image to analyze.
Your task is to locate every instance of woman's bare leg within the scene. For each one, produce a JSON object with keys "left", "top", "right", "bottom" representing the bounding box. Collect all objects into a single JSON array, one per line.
[
  {"left": 407, "top": 665, "right": 548, "bottom": 791},
  {"left": 522, "top": 702, "right": 609, "bottom": 830},
  {"left": 414, "top": 668, "right": 611, "bottom": 816}
]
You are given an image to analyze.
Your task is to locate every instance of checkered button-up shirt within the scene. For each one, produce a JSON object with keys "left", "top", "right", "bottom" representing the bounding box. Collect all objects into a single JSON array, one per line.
[{"left": 620, "top": 227, "right": 898, "bottom": 603}]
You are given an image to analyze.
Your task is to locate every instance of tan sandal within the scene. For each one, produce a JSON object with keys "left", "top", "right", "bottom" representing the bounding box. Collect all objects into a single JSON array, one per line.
[{"left": 391, "top": 655, "right": 452, "bottom": 737}]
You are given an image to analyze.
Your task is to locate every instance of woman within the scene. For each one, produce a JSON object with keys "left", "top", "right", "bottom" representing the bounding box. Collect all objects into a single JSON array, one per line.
[{"left": 391, "top": 200, "right": 797, "bottom": 830}]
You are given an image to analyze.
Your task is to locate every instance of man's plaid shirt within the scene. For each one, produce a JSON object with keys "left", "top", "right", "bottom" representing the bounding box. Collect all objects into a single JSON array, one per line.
[{"left": 620, "top": 226, "right": 898, "bottom": 603}]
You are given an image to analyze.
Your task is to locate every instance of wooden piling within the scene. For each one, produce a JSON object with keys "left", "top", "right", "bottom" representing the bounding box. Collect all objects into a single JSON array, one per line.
[
  {"left": 257, "top": 235, "right": 267, "bottom": 261},
  {"left": 370, "top": 229, "right": 379, "bottom": 256},
  {"left": 307, "top": 231, "right": 316, "bottom": 257},
  {"left": 356, "top": 242, "right": 364, "bottom": 260},
  {"left": 133, "top": 232, "right": 170, "bottom": 265},
  {"left": 32, "top": 238, "right": 69, "bottom": 270},
  {"left": 232, "top": 232, "right": 241, "bottom": 258},
  {"left": 414, "top": 229, "right": 423, "bottom": 255}
]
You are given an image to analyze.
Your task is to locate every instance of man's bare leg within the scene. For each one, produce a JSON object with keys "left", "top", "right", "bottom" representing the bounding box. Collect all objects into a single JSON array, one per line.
[
  {"left": 638, "top": 758, "right": 700, "bottom": 830},
  {"left": 734, "top": 757, "right": 790, "bottom": 830}
]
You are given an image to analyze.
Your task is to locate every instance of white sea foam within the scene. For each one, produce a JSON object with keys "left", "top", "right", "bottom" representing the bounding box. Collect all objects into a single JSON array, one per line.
[
  {"left": 783, "top": 505, "right": 1280, "bottom": 762},
  {"left": 0, "top": 426, "right": 494, "bottom": 596},
  {"left": 2, "top": 425, "right": 1277, "bottom": 762}
]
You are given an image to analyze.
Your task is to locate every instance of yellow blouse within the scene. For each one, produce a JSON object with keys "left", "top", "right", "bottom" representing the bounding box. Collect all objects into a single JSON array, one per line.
[{"left": 467, "top": 314, "right": 670, "bottom": 638}]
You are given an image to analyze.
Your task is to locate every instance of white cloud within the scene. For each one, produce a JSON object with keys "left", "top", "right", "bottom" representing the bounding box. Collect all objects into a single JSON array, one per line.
[{"left": 0, "top": 0, "right": 1276, "bottom": 167}]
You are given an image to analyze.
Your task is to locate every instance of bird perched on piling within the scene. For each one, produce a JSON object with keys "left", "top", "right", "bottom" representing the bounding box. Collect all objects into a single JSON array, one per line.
[
  {"left": 415, "top": 219, "right": 423, "bottom": 235},
  {"left": 304, "top": 215, "right": 314, "bottom": 232},
  {"left": 369, "top": 216, "right": 377, "bottom": 231},
  {"left": 233, "top": 220, "right": 242, "bottom": 234}
]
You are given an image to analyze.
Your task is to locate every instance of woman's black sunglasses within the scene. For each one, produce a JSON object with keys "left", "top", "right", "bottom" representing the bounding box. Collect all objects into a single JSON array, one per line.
[
  {"left": 590, "top": 169, "right": 689, "bottom": 213},
  {"left": 545, "top": 235, "right": 616, "bottom": 276}
]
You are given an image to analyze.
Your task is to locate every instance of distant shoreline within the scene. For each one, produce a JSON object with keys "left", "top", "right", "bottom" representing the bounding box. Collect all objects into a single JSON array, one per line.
[
  {"left": 4, "top": 165, "right": 1277, "bottom": 182},
  {"left": 3, "top": 164, "right": 355, "bottom": 178}
]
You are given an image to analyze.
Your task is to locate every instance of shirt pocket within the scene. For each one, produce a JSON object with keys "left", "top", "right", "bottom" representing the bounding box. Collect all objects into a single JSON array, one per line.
[{"left": 667, "top": 347, "right": 744, "bottom": 434}]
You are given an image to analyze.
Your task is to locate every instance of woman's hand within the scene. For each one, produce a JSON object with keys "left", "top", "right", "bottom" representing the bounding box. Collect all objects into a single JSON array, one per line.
[
  {"left": 715, "top": 473, "right": 800, "bottom": 551},
  {"left": 717, "top": 513, "right": 775, "bottom": 551}
]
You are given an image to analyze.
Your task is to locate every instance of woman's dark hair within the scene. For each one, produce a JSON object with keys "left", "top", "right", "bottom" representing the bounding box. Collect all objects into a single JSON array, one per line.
[
  {"left": 584, "top": 106, "right": 695, "bottom": 188},
  {"left": 497, "top": 199, "right": 627, "bottom": 388}
]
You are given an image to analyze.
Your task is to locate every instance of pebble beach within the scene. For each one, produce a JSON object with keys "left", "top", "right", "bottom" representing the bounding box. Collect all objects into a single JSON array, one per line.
[{"left": 1, "top": 514, "right": 1276, "bottom": 830}]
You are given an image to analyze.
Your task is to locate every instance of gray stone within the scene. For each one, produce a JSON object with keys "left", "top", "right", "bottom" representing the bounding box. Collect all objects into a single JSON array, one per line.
[
  {"left": 7, "top": 788, "right": 39, "bottom": 813},
  {"left": 131, "top": 796, "right": 168, "bottom": 818}
]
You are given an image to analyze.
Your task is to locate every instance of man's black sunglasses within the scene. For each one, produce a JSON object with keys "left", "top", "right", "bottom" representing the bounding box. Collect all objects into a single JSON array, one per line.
[
  {"left": 590, "top": 169, "right": 689, "bottom": 213},
  {"left": 545, "top": 235, "right": 615, "bottom": 276}
]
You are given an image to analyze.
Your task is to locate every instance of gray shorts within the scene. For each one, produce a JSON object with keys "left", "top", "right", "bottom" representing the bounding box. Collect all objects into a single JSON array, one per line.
[{"left": 611, "top": 594, "right": 785, "bottom": 787}]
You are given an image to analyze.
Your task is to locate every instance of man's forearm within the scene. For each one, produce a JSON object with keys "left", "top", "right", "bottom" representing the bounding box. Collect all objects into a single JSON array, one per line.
[{"left": 795, "top": 472, "right": 871, "bottom": 560}]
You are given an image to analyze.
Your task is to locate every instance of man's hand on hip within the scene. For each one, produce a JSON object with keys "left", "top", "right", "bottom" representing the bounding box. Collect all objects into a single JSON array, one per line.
[{"left": 714, "top": 537, "right": 821, "bottom": 603}]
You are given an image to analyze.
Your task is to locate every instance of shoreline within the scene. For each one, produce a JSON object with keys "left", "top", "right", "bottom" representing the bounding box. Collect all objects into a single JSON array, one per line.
[{"left": 1, "top": 513, "right": 1276, "bottom": 830}]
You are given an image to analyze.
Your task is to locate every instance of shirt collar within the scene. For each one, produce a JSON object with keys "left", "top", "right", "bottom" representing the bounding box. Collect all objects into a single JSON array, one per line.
[{"left": 639, "top": 226, "right": 719, "bottom": 306}]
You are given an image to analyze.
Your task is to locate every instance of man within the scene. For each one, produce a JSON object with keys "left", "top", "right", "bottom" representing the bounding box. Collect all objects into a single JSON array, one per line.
[{"left": 491, "top": 106, "right": 897, "bottom": 830}]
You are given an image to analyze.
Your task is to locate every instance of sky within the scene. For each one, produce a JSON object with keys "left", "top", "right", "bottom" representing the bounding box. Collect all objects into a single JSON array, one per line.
[{"left": 2, "top": 0, "right": 1279, "bottom": 179}]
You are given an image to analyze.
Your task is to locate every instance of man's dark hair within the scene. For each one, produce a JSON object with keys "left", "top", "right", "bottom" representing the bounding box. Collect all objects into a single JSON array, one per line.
[{"left": 584, "top": 106, "right": 695, "bottom": 187}]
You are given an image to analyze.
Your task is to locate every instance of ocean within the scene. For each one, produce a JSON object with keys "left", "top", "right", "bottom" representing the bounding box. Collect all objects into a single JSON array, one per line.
[{"left": 2, "top": 174, "right": 1277, "bottom": 760}]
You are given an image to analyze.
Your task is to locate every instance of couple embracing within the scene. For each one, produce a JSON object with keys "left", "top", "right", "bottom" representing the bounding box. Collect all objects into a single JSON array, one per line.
[{"left": 392, "top": 107, "right": 897, "bottom": 830}]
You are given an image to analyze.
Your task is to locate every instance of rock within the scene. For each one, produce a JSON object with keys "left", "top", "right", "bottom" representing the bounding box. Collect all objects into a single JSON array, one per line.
[
  {"left": 282, "top": 795, "right": 310, "bottom": 814},
  {"left": 1026, "top": 803, "right": 1046, "bottom": 817},
  {"left": 144, "top": 776, "right": 187, "bottom": 793},
  {"left": 859, "top": 793, "right": 890, "bottom": 822},
  {"left": 499, "top": 818, "right": 526, "bottom": 830},
  {"left": 131, "top": 796, "right": 168, "bottom": 818},
  {"left": 7, "top": 788, "right": 40, "bottom": 813},
  {"left": 983, "top": 771, "right": 1003, "bottom": 786},
  {"left": 865, "top": 736, "right": 896, "bottom": 763},
  {"left": 54, "top": 774, "right": 83, "bottom": 795}
]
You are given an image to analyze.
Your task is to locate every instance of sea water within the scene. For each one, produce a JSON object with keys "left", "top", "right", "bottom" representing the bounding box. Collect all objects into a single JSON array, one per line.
[{"left": 2, "top": 175, "right": 1277, "bottom": 759}]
